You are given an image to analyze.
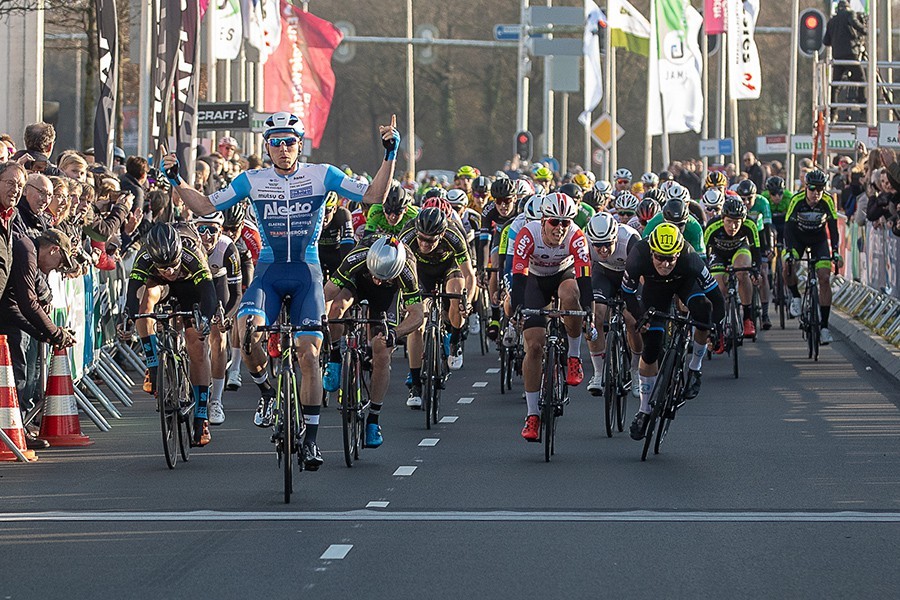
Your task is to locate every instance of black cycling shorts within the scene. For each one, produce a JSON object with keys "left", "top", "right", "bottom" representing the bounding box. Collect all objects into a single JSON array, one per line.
[
  {"left": 418, "top": 261, "right": 463, "bottom": 294},
  {"left": 591, "top": 263, "right": 625, "bottom": 303},
  {"left": 523, "top": 267, "right": 575, "bottom": 329}
]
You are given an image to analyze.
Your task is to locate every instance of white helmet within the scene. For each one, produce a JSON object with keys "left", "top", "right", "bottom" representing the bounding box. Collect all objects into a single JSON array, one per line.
[
  {"left": 701, "top": 188, "right": 725, "bottom": 211},
  {"left": 263, "top": 112, "right": 304, "bottom": 140},
  {"left": 446, "top": 188, "right": 468, "bottom": 207},
  {"left": 515, "top": 178, "right": 535, "bottom": 197},
  {"left": 522, "top": 194, "right": 544, "bottom": 221},
  {"left": 541, "top": 192, "right": 577, "bottom": 220},
  {"left": 615, "top": 191, "right": 640, "bottom": 213},
  {"left": 585, "top": 212, "right": 619, "bottom": 245},
  {"left": 366, "top": 237, "right": 407, "bottom": 281},
  {"left": 614, "top": 168, "right": 633, "bottom": 182},
  {"left": 664, "top": 182, "right": 691, "bottom": 202},
  {"left": 641, "top": 172, "right": 660, "bottom": 186},
  {"left": 195, "top": 211, "right": 224, "bottom": 226},
  {"left": 594, "top": 180, "right": 613, "bottom": 196},
  {"left": 659, "top": 180, "right": 678, "bottom": 194}
]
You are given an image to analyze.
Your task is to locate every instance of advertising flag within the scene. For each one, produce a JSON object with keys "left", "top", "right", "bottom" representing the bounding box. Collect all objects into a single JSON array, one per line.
[
  {"left": 608, "top": 0, "right": 650, "bottom": 57},
  {"left": 151, "top": 0, "right": 183, "bottom": 163},
  {"left": 704, "top": 0, "right": 726, "bottom": 34},
  {"left": 647, "top": 0, "right": 703, "bottom": 136},
  {"left": 175, "top": 0, "right": 201, "bottom": 183},
  {"left": 93, "top": 0, "right": 118, "bottom": 167},
  {"left": 264, "top": 2, "right": 343, "bottom": 148},
  {"left": 215, "top": 0, "right": 243, "bottom": 60},
  {"left": 578, "top": 0, "right": 606, "bottom": 126},
  {"left": 727, "top": 0, "right": 761, "bottom": 100}
]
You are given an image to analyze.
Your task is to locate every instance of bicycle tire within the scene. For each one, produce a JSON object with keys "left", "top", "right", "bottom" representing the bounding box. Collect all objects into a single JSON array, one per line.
[
  {"left": 808, "top": 281, "right": 820, "bottom": 361},
  {"left": 177, "top": 362, "right": 192, "bottom": 462},
  {"left": 499, "top": 345, "right": 508, "bottom": 394},
  {"left": 156, "top": 350, "right": 178, "bottom": 469},
  {"left": 775, "top": 254, "right": 786, "bottom": 329},
  {"left": 478, "top": 295, "right": 490, "bottom": 355},
  {"left": 602, "top": 328, "right": 617, "bottom": 438},
  {"left": 642, "top": 347, "right": 676, "bottom": 461},
  {"left": 541, "top": 343, "right": 557, "bottom": 462},
  {"left": 616, "top": 334, "right": 629, "bottom": 433},
  {"left": 422, "top": 326, "right": 436, "bottom": 430},
  {"left": 340, "top": 349, "right": 357, "bottom": 468},
  {"left": 729, "top": 296, "right": 740, "bottom": 379},
  {"left": 655, "top": 346, "right": 684, "bottom": 455},
  {"left": 281, "top": 365, "right": 294, "bottom": 504},
  {"left": 432, "top": 343, "right": 443, "bottom": 426},
  {"left": 751, "top": 286, "right": 761, "bottom": 342}
]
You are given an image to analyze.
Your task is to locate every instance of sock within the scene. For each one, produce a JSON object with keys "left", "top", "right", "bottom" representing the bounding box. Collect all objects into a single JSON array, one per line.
[
  {"left": 211, "top": 378, "right": 225, "bottom": 404},
  {"left": 251, "top": 369, "right": 273, "bottom": 394},
  {"left": 567, "top": 335, "right": 582, "bottom": 358},
  {"left": 367, "top": 402, "right": 382, "bottom": 425},
  {"left": 450, "top": 326, "right": 462, "bottom": 345},
  {"left": 689, "top": 341, "right": 706, "bottom": 371},
  {"left": 410, "top": 367, "right": 422, "bottom": 386},
  {"left": 591, "top": 352, "right": 605, "bottom": 374},
  {"left": 631, "top": 353, "right": 640, "bottom": 371},
  {"left": 227, "top": 348, "right": 241, "bottom": 374},
  {"left": 525, "top": 391, "right": 541, "bottom": 416},
  {"left": 762, "top": 302, "right": 769, "bottom": 317},
  {"left": 820, "top": 305, "right": 830, "bottom": 329},
  {"left": 141, "top": 335, "right": 159, "bottom": 376},
  {"left": 742, "top": 305, "right": 752, "bottom": 321},
  {"left": 639, "top": 375, "right": 657, "bottom": 414},
  {"left": 302, "top": 405, "right": 321, "bottom": 445},
  {"left": 491, "top": 305, "right": 500, "bottom": 321},
  {"left": 193, "top": 385, "right": 209, "bottom": 420},
  {"left": 789, "top": 285, "right": 800, "bottom": 298}
]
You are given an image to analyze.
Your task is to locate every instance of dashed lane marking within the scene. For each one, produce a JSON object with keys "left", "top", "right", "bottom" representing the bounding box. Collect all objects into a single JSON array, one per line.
[
  {"left": 366, "top": 501, "right": 390, "bottom": 509},
  {"left": 419, "top": 439, "right": 440, "bottom": 447},
  {"left": 320, "top": 544, "right": 353, "bottom": 560},
  {"left": 472, "top": 382, "right": 488, "bottom": 388},
  {"left": 392, "top": 466, "right": 417, "bottom": 476},
  {"left": 458, "top": 397, "right": 474, "bottom": 404},
  {"left": 486, "top": 368, "right": 500, "bottom": 374}
]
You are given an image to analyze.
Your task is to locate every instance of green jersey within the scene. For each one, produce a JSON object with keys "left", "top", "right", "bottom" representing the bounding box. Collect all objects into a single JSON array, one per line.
[
  {"left": 748, "top": 194, "right": 772, "bottom": 229},
  {"left": 761, "top": 190, "right": 793, "bottom": 216},
  {"left": 643, "top": 213, "right": 706, "bottom": 256},
  {"left": 574, "top": 203, "right": 595, "bottom": 230},
  {"left": 365, "top": 204, "right": 419, "bottom": 237}
]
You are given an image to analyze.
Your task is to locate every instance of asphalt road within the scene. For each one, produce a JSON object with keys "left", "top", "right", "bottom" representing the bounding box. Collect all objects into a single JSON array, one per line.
[{"left": 2, "top": 323, "right": 900, "bottom": 599}]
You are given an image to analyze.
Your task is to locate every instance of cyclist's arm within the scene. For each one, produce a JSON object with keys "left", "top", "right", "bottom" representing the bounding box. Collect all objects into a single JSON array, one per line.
[
  {"left": 361, "top": 156, "right": 395, "bottom": 206},
  {"left": 570, "top": 231, "right": 594, "bottom": 311},
  {"left": 825, "top": 194, "right": 840, "bottom": 252},
  {"left": 222, "top": 243, "right": 243, "bottom": 318},
  {"left": 745, "top": 221, "right": 762, "bottom": 266},
  {"left": 509, "top": 226, "right": 534, "bottom": 312}
]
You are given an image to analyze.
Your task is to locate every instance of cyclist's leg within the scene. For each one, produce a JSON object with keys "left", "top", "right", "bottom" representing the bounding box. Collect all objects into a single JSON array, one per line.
[
  {"left": 136, "top": 284, "right": 163, "bottom": 388},
  {"left": 521, "top": 275, "right": 552, "bottom": 438},
  {"left": 289, "top": 263, "right": 326, "bottom": 459},
  {"left": 732, "top": 247, "right": 754, "bottom": 320},
  {"left": 237, "top": 263, "right": 282, "bottom": 378},
  {"left": 708, "top": 251, "right": 728, "bottom": 298},
  {"left": 323, "top": 281, "right": 354, "bottom": 391},
  {"left": 209, "top": 277, "right": 229, "bottom": 416},
  {"left": 812, "top": 239, "right": 834, "bottom": 333}
]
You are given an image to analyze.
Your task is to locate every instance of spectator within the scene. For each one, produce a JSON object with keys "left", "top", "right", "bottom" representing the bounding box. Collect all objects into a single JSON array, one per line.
[
  {"left": 46, "top": 177, "right": 70, "bottom": 227},
  {"left": 199, "top": 153, "right": 228, "bottom": 190},
  {"left": 724, "top": 162, "right": 738, "bottom": 185},
  {"left": 742, "top": 152, "right": 765, "bottom": 191},
  {"left": 866, "top": 169, "right": 895, "bottom": 226},
  {"left": 84, "top": 177, "right": 133, "bottom": 270},
  {"left": 669, "top": 161, "right": 702, "bottom": 198},
  {"left": 247, "top": 154, "right": 263, "bottom": 170},
  {"left": 58, "top": 152, "right": 88, "bottom": 183},
  {"left": 119, "top": 155, "right": 148, "bottom": 213},
  {"left": 0, "top": 134, "right": 16, "bottom": 156},
  {"left": 12, "top": 172, "right": 52, "bottom": 239},
  {"left": 823, "top": 0, "right": 867, "bottom": 108},
  {"left": 0, "top": 142, "right": 8, "bottom": 163},
  {"left": 0, "top": 228, "right": 77, "bottom": 448},
  {"left": 194, "top": 160, "right": 212, "bottom": 194},
  {"left": 0, "top": 162, "right": 27, "bottom": 296},
  {"left": 768, "top": 160, "right": 784, "bottom": 179},
  {"left": 11, "top": 122, "right": 62, "bottom": 177}
]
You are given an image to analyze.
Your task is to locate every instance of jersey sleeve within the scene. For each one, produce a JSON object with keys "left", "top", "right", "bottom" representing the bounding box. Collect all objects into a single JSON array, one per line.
[
  {"left": 129, "top": 253, "right": 153, "bottom": 284},
  {"left": 446, "top": 227, "right": 470, "bottom": 265},
  {"left": 398, "top": 254, "right": 422, "bottom": 305},
  {"left": 324, "top": 164, "right": 367, "bottom": 202},
  {"left": 569, "top": 229, "right": 592, "bottom": 277},
  {"left": 223, "top": 242, "right": 242, "bottom": 285},
  {"left": 398, "top": 223, "right": 416, "bottom": 246},
  {"left": 757, "top": 196, "right": 773, "bottom": 224},
  {"left": 511, "top": 226, "right": 535, "bottom": 275},
  {"left": 210, "top": 172, "right": 253, "bottom": 211},
  {"left": 365, "top": 205, "right": 386, "bottom": 232}
]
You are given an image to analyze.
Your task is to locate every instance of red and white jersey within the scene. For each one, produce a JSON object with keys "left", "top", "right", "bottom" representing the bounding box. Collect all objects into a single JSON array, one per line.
[{"left": 512, "top": 221, "right": 591, "bottom": 277}]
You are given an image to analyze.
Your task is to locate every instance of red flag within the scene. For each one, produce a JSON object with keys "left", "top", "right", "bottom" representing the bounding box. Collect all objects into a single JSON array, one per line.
[
  {"left": 265, "top": 2, "right": 343, "bottom": 149},
  {"left": 704, "top": 0, "right": 726, "bottom": 34}
]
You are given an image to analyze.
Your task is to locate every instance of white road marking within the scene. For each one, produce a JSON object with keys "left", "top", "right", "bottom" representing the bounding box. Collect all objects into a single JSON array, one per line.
[
  {"left": 458, "top": 397, "right": 474, "bottom": 404},
  {"left": 366, "top": 501, "right": 390, "bottom": 509},
  {"left": 419, "top": 439, "right": 440, "bottom": 447},
  {"left": 472, "top": 382, "right": 488, "bottom": 388},
  {"left": 392, "top": 466, "right": 417, "bottom": 476},
  {"left": 486, "top": 368, "right": 500, "bottom": 374},
  {"left": 439, "top": 416, "right": 459, "bottom": 423},
  {"left": 320, "top": 544, "right": 353, "bottom": 560}
]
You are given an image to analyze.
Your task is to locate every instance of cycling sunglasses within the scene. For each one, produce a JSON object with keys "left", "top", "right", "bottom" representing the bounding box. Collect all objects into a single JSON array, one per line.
[
  {"left": 197, "top": 225, "right": 220, "bottom": 235},
  {"left": 651, "top": 252, "right": 679, "bottom": 265},
  {"left": 267, "top": 136, "right": 301, "bottom": 147},
  {"left": 807, "top": 185, "right": 825, "bottom": 192},
  {"left": 417, "top": 233, "right": 441, "bottom": 245},
  {"left": 155, "top": 258, "right": 181, "bottom": 271},
  {"left": 592, "top": 242, "right": 612, "bottom": 251},
  {"left": 617, "top": 210, "right": 635, "bottom": 217},
  {"left": 545, "top": 218, "right": 571, "bottom": 228}
]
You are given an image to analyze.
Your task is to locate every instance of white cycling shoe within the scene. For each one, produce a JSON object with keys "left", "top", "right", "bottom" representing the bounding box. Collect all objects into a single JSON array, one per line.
[
  {"left": 208, "top": 400, "right": 225, "bottom": 425},
  {"left": 789, "top": 298, "right": 802, "bottom": 318}
]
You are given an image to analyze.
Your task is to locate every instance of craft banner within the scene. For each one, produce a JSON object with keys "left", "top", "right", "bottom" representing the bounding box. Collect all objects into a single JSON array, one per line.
[
  {"left": 264, "top": 2, "right": 343, "bottom": 148},
  {"left": 92, "top": 0, "right": 118, "bottom": 168},
  {"left": 727, "top": 0, "right": 761, "bottom": 100}
]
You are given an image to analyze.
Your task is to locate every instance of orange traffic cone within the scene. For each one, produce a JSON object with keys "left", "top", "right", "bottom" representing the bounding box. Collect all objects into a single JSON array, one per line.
[
  {"left": 38, "top": 347, "right": 93, "bottom": 447},
  {"left": 0, "top": 335, "right": 37, "bottom": 461}
]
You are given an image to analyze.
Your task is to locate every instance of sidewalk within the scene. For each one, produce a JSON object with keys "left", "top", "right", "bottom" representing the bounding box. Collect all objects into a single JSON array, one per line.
[{"left": 831, "top": 308, "right": 900, "bottom": 382}]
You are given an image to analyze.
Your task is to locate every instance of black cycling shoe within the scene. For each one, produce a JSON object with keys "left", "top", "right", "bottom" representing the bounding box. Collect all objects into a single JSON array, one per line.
[
  {"left": 762, "top": 314, "right": 772, "bottom": 331},
  {"left": 629, "top": 412, "right": 650, "bottom": 441},
  {"left": 683, "top": 369, "right": 702, "bottom": 400},
  {"left": 302, "top": 442, "right": 323, "bottom": 471}
]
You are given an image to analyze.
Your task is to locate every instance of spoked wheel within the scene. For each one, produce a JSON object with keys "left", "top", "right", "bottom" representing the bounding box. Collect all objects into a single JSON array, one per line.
[
  {"left": 177, "top": 365, "right": 193, "bottom": 462},
  {"left": 729, "top": 298, "right": 741, "bottom": 379},
  {"left": 499, "top": 347, "right": 508, "bottom": 394},
  {"left": 541, "top": 346, "right": 558, "bottom": 462},
  {"left": 775, "top": 257, "right": 787, "bottom": 330},
  {"left": 602, "top": 330, "right": 617, "bottom": 438},
  {"left": 340, "top": 351, "right": 358, "bottom": 468},
  {"left": 422, "top": 328, "right": 436, "bottom": 430},
  {"left": 641, "top": 408, "right": 657, "bottom": 462},
  {"left": 432, "top": 355, "right": 443, "bottom": 426},
  {"left": 157, "top": 352, "right": 178, "bottom": 469},
  {"left": 280, "top": 367, "right": 295, "bottom": 504},
  {"left": 616, "top": 343, "right": 630, "bottom": 433}
]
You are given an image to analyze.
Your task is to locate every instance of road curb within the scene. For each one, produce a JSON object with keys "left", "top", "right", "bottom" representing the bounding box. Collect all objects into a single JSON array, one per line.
[{"left": 831, "top": 308, "right": 900, "bottom": 382}]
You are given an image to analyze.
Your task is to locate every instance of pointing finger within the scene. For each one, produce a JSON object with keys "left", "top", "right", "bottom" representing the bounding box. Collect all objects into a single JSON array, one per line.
[{"left": 390, "top": 114, "right": 396, "bottom": 128}]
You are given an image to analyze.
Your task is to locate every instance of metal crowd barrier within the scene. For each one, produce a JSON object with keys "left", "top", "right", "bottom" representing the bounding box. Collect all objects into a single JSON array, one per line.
[{"left": 832, "top": 275, "right": 900, "bottom": 348}]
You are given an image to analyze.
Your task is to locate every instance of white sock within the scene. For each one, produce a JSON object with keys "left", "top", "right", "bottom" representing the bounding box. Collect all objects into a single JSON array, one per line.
[
  {"left": 639, "top": 375, "right": 657, "bottom": 413},
  {"left": 688, "top": 341, "right": 706, "bottom": 371},
  {"left": 567, "top": 335, "right": 582, "bottom": 358},
  {"left": 251, "top": 370, "right": 268, "bottom": 385},
  {"left": 591, "top": 352, "right": 605, "bottom": 374},
  {"left": 525, "top": 391, "right": 541, "bottom": 416},
  {"left": 211, "top": 378, "right": 225, "bottom": 404},
  {"left": 228, "top": 348, "right": 242, "bottom": 374},
  {"left": 631, "top": 353, "right": 640, "bottom": 371}
]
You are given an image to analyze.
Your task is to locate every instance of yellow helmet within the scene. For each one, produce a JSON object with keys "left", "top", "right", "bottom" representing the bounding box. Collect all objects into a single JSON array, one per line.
[
  {"left": 534, "top": 167, "right": 553, "bottom": 181},
  {"left": 456, "top": 165, "right": 477, "bottom": 179},
  {"left": 572, "top": 173, "right": 592, "bottom": 190},
  {"left": 705, "top": 171, "right": 728, "bottom": 189},
  {"left": 648, "top": 223, "right": 685, "bottom": 256},
  {"left": 325, "top": 191, "right": 339, "bottom": 209}
]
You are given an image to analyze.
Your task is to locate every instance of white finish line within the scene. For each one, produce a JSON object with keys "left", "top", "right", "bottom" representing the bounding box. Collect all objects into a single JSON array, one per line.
[{"left": 3, "top": 510, "right": 900, "bottom": 523}]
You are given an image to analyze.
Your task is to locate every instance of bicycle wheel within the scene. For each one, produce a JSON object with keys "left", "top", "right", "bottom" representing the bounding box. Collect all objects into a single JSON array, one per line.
[
  {"left": 340, "top": 349, "right": 358, "bottom": 468},
  {"left": 616, "top": 334, "right": 629, "bottom": 433},
  {"left": 280, "top": 366, "right": 294, "bottom": 504},
  {"left": 602, "top": 328, "right": 617, "bottom": 438},
  {"left": 655, "top": 352, "right": 684, "bottom": 455},
  {"left": 156, "top": 351, "right": 178, "bottom": 469},
  {"left": 775, "top": 255, "right": 786, "bottom": 329},
  {"left": 478, "top": 294, "right": 490, "bottom": 355},
  {"left": 432, "top": 341, "right": 444, "bottom": 426},
  {"left": 642, "top": 348, "right": 675, "bottom": 462},
  {"left": 729, "top": 296, "right": 740, "bottom": 379},
  {"left": 541, "top": 344, "right": 557, "bottom": 462},
  {"left": 177, "top": 363, "right": 192, "bottom": 462},
  {"left": 751, "top": 286, "right": 761, "bottom": 342},
  {"left": 808, "top": 283, "right": 820, "bottom": 361},
  {"left": 499, "top": 345, "right": 508, "bottom": 394},
  {"left": 422, "top": 326, "right": 436, "bottom": 430}
]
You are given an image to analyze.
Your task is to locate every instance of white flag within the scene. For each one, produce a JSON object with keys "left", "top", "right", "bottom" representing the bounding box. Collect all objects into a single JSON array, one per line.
[
  {"left": 608, "top": 0, "right": 650, "bottom": 56},
  {"left": 647, "top": 0, "right": 703, "bottom": 136},
  {"left": 578, "top": 1, "right": 606, "bottom": 126},
  {"left": 215, "top": 0, "right": 243, "bottom": 60},
  {"left": 727, "top": 0, "right": 761, "bottom": 100}
]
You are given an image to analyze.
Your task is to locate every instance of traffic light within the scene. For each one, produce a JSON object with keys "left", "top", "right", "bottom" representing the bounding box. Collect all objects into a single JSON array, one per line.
[
  {"left": 798, "top": 8, "right": 825, "bottom": 58},
  {"left": 515, "top": 131, "right": 533, "bottom": 162}
]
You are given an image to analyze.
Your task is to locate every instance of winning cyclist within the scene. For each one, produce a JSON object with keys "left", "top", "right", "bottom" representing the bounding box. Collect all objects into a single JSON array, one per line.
[{"left": 162, "top": 112, "right": 400, "bottom": 470}]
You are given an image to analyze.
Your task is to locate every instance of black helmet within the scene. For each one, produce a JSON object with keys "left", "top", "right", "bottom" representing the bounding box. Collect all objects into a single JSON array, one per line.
[
  {"left": 765, "top": 176, "right": 786, "bottom": 194},
  {"left": 383, "top": 180, "right": 411, "bottom": 214},
  {"left": 146, "top": 223, "right": 182, "bottom": 266},
  {"left": 658, "top": 170, "right": 674, "bottom": 182},
  {"left": 736, "top": 179, "right": 757, "bottom": 197},
  {"left": 582, "top": 188, "right": 603, "bottom": 210},
  {"left": 662, "top": 198, "right": 689, "bottom": 225},
  {"left": 423, "top": 187, "right": 448, "bottom": 201},
  {"left": 490, "top": 178, "right": 515, "bottom": 200},
  {"left": 557, "top": 182, "right": 583, "bottom": 202},
  {"left": 415, "top": 207, "right": 448, "bottom": 237},
  {"left": 806, "top": 169, "right": 828, "bottom": 188},
  {"left": 643, "top": 188, "right": 666, "bottom": 205},
  {"left": 223, "top": 201, "right": 247, "bottom": 228},
  {"left": 722, "top": 196, "right": 748, "bottom": 219},
  {"left": 472, "top": 175, "right": 489, "bottom": 196}
]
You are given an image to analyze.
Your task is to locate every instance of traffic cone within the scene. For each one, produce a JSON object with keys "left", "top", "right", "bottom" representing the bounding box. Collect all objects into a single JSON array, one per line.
[
  {"left": 0, "top": 335, "right": 37, "bottom": 461},
  {"left": 38, "top": 347, "right": 93, "bottom": 447}
]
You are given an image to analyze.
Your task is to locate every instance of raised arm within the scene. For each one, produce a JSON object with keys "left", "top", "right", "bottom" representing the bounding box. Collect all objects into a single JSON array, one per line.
[
  {"left": 362, "top": 115, "right": 400, "bottom": 205},
  {"left": 161, "top": 151, "right": 216, "bottom": 216}
]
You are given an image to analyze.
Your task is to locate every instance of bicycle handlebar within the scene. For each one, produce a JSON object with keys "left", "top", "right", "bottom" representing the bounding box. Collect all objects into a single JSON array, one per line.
[
  {"left": 644, "top": 308, "right": 711, "bottom": 330},
  {"left": 520, "top": 308, "right": 588, "bottom": 318}
]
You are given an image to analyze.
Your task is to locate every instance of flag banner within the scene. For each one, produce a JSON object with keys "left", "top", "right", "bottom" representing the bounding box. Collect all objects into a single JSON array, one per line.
[
  {"left": 175, "top": 0, "right": 201, "bottom": 183},
  {"left": 264, "top": 2, "right": 343, "bottom": 149},
  {"left": 578, "top": 0, "right": 605, "bottom": 126},
  {"left": 215, "top": 0, "right": 243, "bottom": 60},
  {"left": 647, "top": 0, "right": 703, "bottom": 136},
  {"left": 92, "top": 0, "right": 118, "bottom": 168},
  {"left": 241, "top": 0, "right": 280, "bottom": 62},
  {"left": 608, "top": 0, "right": 650, "bottom": 57},
  {"left": 151, "top": 0, "right": 183, "bottom": 162},
  {"left": 704, "top": 0, "right": 726, "bottom": 34},
  {"left": 727, "top": 0, "right": 761, "bottom": 100}
]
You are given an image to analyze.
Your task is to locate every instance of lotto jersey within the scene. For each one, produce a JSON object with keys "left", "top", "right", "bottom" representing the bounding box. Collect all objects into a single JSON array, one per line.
[{"left": 511, "top": 221, "right": 591, "bottom": 277}]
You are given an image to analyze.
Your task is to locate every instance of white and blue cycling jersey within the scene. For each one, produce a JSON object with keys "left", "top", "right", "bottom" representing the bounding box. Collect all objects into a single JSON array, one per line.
[{"left": 210, "top": 163, "right": 368, "bottom": 265}]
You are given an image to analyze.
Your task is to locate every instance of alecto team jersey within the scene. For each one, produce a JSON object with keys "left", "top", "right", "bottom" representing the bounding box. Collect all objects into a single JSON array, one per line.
[{"left": 210, "top": 164, "right": 368, "bottom": 264}]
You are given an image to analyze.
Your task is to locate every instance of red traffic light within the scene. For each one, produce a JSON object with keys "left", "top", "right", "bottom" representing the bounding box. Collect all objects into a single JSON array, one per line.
[
  {"left": 517, "top": 134, "right": 529, "bottom": 144},
  {"left": 804, "top": 14, "right": 820, "bottom": 29}
]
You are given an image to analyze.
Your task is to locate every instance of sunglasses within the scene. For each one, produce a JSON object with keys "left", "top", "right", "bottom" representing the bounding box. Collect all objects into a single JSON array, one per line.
[
  {"left": 417, "top": 234, "right": 441, "bottom": 245},
  {"left": 545, "top": 218, "right": 571, "bottom": 228},
  {"left": 651, "top": 253, "right": 679, "bottom": 265},
  {"left": 494, "top": 198, "right": 514, "bottom": 205},
  {"left": 267, "top": 136, "right": 301, "bottom": 147},
  {"left": 617, "top": 211, "right": 635, "bottom": 217},
  {"left": 593, "top": 242, "right": 612, "bottom": 251},
  {"left": 197, "top": 225, "right": 220, "bottom": 235},
  {"left": 616, "top": 179, "right": 629, "bottom": 184},
  {"left": 808, "top": 186, "right": 824, "bottom": 192},
  {"left": 155, "top": 259, "right": 181, "bottom": 272}
]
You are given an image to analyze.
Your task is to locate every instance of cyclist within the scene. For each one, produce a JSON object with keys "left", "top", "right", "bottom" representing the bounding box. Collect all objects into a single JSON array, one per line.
[
  {"left": 700, "top": 188, "right": 725, "bottom": 222},
  {"left": 584, "top": 212, "right": 642, "bottom": 396},
  {"left": 736, "top": 179, "right": 774, "bottom": 330},
  {"left": 704, "top": 170, "right": 729, "bottom": 194},
  {"left": 482, "top": 178, "right": 519, "bottom": 340},
  {"left": 641, "top": 172, "right": 660, "bottom": 192},
  {"left": 400, "top": 207, "right": 474, "bottom": 381},
  {"left": 455, "top": 165, "right": 478, "bottom": 198},
  {"left": 783, "top": 169, "right": 842, "bottom": 345},
  {"left": 323, "top": 236, "right": 424, "bottom": 447},
  {"left": 633, "top": 197, "right": 660, "bottom": 235},
  {"left": 195, "top": 212, "right": 242, "bottom": 425},
  {"left": 123, "top": 223, "right": 216, "bottom": 446},
  {"left": 559, "top": 182, "right": 595, "bottom": 229},
  {"left": 613, "top": 191, "right": 640, "bottom": 225},
  {"left": 622, "top": 224, "right": 724, "bottom": 441},
  {"left": 162, "top": 111, "right": 400, "bottom": 470},
  {"left": 533, "top": 166, "right": 554, "bottom": 194},
  {"left": 572, "top": 172, "right": 593, "bottom": 194},
  {"left": 511, "top": 193, "right": 594, "bottom": 442},
  {"left": 642, "top": 185, "right": 707, "bottom": 260},
  {"left": 223, "top": 202, "right": 258, "bottom": 391},
  {"left": 470, "top": 174, "right": 490, "bottom": 212},
  {"left": 447, "top": 188, "right": 480, "bottom": 252},
  {"left": 318, "top": 191, "right": 355, "bottom": 279},
  {"left": 704, "top": 196, "right": 762, "bottom": 340},
  {"left": 762, "top": 176, "right": 792, "bottom": 245},
  {"left": 499, "top": 193, "right": 544, "bottom": 289},
  {"left": 583, "top": 180, "right": 612, "bottom": 212},
  {"left": 365, "top": 180, "right": 419, "bottom": 237},
  {"left": 613, "top": 168, "right": 632, "bottom": 198}
]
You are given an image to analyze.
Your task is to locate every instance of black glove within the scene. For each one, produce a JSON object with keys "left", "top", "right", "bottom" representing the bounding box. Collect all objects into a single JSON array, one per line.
[
  {"left": 165, "top": 159, "right": 183, "bottom": 186},
  {"left": 383, "top": 131, "right": 400, "bottom": 161}
]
